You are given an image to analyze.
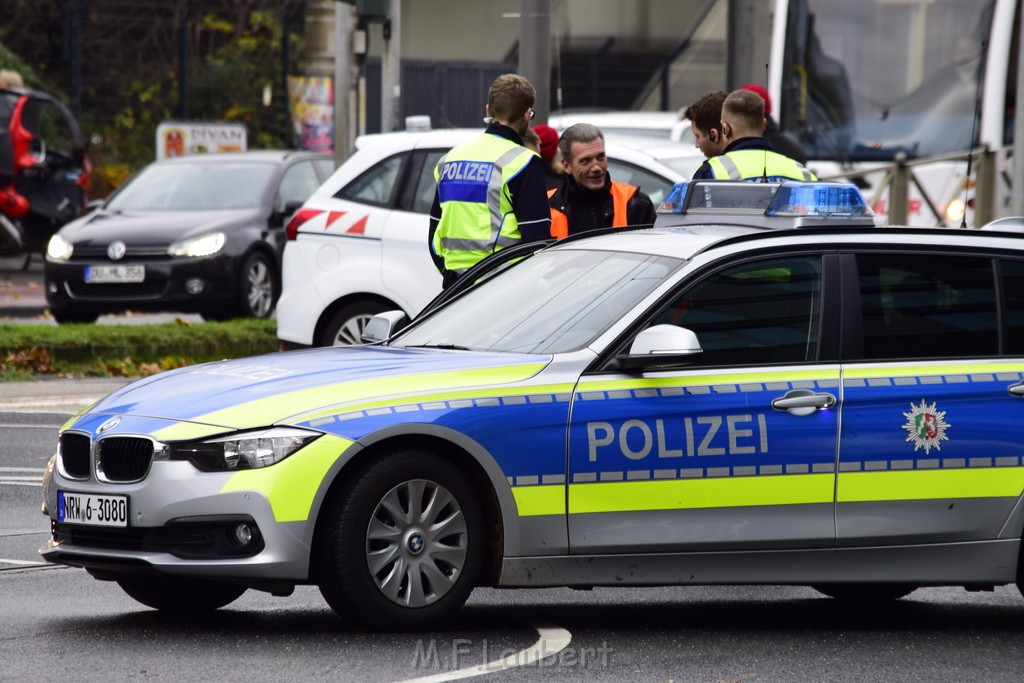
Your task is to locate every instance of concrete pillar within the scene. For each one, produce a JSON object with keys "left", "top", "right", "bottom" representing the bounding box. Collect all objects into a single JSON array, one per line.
[
  {"left": 519, "top": 0, "right": 552, "bottom": 123},
  {"left": 381, "top": 0, "right": 401, "bottom": 132}
]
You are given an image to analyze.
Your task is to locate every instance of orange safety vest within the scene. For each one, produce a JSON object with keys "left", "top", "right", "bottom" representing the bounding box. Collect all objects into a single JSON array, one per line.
[{"left": 547, "top": 181, "right": 637, "bottom": 240}]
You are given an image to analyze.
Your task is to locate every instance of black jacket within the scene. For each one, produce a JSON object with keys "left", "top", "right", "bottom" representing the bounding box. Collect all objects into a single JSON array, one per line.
[{"left": 547, "top": 175, "right": 656, "bottom": 236}]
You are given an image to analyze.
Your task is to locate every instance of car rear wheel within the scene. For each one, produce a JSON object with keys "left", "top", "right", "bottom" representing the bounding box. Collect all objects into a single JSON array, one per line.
[
  {"left": 812, "top": 584, "right": 916, "bottom": 602},
  {"left": 116, "top": 575, "right": 246, "bottom": 613},
  {"left": 317, "top": 450, "right": 484, "bottom": 631},
  {"left": 238, "top": 251, "right": 278, "bottom": 318},
  {"left": 50, "top": 307, "right": 99, "bottom": 324},
  {"left": 319, "top": 299, "right": 390, "bottom": 346}
]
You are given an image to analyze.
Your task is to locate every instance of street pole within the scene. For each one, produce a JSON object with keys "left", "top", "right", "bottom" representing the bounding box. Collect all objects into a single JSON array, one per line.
[
  {"left": 1014, "top": 8, "right": 1024, "bottom": 215},
  {"left": 518, "top": 0, "right": 552, "bottom": 123},
  {"left": 334, "top": 4, "right": 356, "bottom": 165},
  {"left": 381, "top": 0, "right": 401, "bottom": 132}
]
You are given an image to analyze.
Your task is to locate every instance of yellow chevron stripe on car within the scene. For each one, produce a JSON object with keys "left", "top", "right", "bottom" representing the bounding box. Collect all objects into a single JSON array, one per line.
[
  {"left": 511, "top": 484, "right": 565, "bottom": 516},
  {"left": 838, "top": 467, "right": 1024, "bottom": 502},
  {"left": 294, "top": 382, "right": 575, "bottom": 425},
  {"left": 567, "top": 473, "right": 834, "bottom": 514},
  {"left": 152, "top": 420, "right": 243, "bottom": 442},
  {"left": 189, "top": 362, "right": 548, "bottom": 429},
  {"left": 219, "top": 433, "right": 352, "bottom": 522}
]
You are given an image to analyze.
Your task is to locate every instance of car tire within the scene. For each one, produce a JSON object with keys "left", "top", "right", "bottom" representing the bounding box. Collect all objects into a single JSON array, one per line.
[
  {"left": 812, "top": 584, "right": 916, "bottom": 602},
  {"left": 237, "top": 251, "right": 278, "bottom": 319},
  {"left": 317, "top": 449, "right": 484, "bottom": 631},
  {"left": 116, "top": 575, "right": 246, "bottom": 613},
  {"left": 50, "top": 307, "right": 99, "bottom": 324},
  {"left": 319, "top": 299, "right": 390, "bottom": 347}
]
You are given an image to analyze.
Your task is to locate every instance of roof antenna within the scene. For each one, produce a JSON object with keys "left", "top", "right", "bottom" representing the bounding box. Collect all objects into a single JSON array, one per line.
[
  {"left": 762, "top": 63, "right": 769, "bottom": 182},
  {"left": 961, "top": 40, "right": 987, "bottom": 228}
]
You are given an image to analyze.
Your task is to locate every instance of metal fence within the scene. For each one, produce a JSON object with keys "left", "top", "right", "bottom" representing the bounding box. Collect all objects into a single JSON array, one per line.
[{"left": 362, "top": 58, "right": 514, "bottom": 133}]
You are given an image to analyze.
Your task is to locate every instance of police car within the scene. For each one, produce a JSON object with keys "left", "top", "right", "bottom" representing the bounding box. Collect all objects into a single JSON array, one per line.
[
  {"left": 276, "top": 128, "right": 702, "bottom": 348},
  {"left": 40, "top": 180, "right": 1024, "bottom": 631}
]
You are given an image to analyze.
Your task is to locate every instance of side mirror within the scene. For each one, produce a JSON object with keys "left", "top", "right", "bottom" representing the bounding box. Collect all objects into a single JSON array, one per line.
[
  {"left": 617, "top": 324, "right": 703, "bottom": 370},
  {"left": 361, "top": 310, "right": 409, "bottom": 344},
  {"left": 274, "top": 199, "right": 305, "bottom": 225}
]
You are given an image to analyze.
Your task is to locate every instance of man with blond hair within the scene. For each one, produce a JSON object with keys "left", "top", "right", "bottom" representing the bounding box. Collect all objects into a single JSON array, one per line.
[{"left": 428, "top": 73, "right": 551, "bottom": 288}]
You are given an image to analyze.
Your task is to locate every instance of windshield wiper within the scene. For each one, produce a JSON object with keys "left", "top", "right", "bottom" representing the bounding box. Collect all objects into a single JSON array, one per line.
[{"left": 402, "top": 343, "right": 472, "bottom": 351}]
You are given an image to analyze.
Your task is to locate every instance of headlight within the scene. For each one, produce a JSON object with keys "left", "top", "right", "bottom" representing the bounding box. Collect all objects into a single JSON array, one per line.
[
  {"left": 168, "top": 231, "right": 226, "bottom": 257},
  {"left": 170, "top": 427, "right": 319, "bottom": 471},
  {"left": 47, "top": 234, "right": 74, "bottom": 260}
]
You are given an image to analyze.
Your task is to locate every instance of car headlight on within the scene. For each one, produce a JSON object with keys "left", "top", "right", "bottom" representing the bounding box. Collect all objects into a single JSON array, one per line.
[
  {"left": 168, "top": 231, "right": 226, "bottom": 258},
  {"left": 170, "top": 427, "right": 320, "bottom": 471},
  {"left": 47, "top": 234, "right": 74, "bottom": 260}
]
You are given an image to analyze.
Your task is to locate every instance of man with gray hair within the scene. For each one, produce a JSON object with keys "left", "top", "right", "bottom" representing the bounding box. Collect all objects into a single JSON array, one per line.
[{"left": 546, "top": 123, "right": 656, "bottom": 239}]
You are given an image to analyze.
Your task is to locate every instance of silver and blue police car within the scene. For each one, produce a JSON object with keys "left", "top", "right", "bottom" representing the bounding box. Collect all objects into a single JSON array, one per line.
[{"left": 40, "top": 181, "right": 1024, "bottom": 630}]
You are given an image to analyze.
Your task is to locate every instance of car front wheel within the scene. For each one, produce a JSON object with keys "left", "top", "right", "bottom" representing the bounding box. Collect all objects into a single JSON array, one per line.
[
  {"left": 317, "top": 450, "right": 484, "bottom": 631},
  {"left": 50, "top": 307, "right": 99, "bottom": 324},
  {"left": 116, "top": 575, "right": 246, "bottom": 613},
  {"left": 319, "top": 299, "right": 390, "bottom": 346},
  {"left": 238, "top": 251, "right": 278, "bottom": 318}
]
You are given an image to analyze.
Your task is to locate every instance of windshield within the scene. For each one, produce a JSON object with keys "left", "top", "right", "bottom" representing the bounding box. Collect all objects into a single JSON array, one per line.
[
  {"left": 107, "top": 161, "right": 275, "bottom": 211},
  {"left": 780, "top": 0, "right": 995, "bottom": 160},
  {"left": 393, "top": 249, "right": 682, "bottom": 354}
]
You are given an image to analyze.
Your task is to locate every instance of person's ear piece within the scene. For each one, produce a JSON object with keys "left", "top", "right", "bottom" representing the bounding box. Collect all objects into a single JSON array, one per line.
[{"left": 709, "top": 130, "right": 718, "bottom": 143}]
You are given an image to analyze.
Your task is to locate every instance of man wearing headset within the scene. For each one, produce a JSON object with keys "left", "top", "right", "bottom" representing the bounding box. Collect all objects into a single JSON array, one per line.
[
  {"left": 689, "top": 88, "right": 815, "bottom": 182},
  {"left": 683, "top": 90, "right": 728, "bottom": 179}
]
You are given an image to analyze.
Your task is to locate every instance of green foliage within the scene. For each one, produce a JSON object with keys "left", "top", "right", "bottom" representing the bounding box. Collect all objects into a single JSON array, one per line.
[
  {"left": 0, "top": 318, "right": 279, "bottom": 380},
  {"left": 0, "top": 2, "right": 307, "bottom": 194}
]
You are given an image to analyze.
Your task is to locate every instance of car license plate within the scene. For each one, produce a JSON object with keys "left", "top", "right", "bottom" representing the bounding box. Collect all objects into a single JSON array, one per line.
[
  {"left": 85, "top": 264, "right": 145, "bottom": 283},
  {"left": 57, "top": 491, "right": 128, "bottom": 527}
]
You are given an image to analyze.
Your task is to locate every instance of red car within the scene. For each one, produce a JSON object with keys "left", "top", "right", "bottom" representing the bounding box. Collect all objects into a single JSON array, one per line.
[{"left": 0, "top": 86, "right": 90, "bottom": 257}]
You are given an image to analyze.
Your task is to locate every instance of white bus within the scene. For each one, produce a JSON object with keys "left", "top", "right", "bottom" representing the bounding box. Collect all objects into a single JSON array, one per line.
[{"left": 767, "top": 0, "right": 1019, "bottom": 226}]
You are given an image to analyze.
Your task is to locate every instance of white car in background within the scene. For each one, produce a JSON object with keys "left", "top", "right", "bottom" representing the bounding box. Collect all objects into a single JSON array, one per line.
[
  {"left": 549, "top": 110, "right": 694, "bottom": 144},
  {"left": 277, "top": 128, "right": 702, "bottom": 348}
]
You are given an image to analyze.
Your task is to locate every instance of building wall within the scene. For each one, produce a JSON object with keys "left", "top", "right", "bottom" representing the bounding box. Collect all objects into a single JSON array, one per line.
[{"left": 369, "top": 0, "right": 722, "bottom": 60}]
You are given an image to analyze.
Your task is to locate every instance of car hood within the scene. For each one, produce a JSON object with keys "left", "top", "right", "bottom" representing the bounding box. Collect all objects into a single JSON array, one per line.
[
  {"left": 67, "top": 345, "right": 551, "bottom": 439},
  {"left": 58, "top": 208, "right": 263, "bottom": 246}
]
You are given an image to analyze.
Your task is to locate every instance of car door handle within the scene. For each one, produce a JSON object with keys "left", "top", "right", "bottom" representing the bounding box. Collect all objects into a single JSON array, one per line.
[
  {"left": 771, "top": 389, "right": 836, "bottom": 416},
  {"left": 1008, "top": 381, "right": 1024, "bottom": 397}
]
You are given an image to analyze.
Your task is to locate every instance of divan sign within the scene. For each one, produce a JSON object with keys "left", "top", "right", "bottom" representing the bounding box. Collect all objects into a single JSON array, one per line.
[{"left": 155, "top": 121, "right": 248, "bottom": 160}]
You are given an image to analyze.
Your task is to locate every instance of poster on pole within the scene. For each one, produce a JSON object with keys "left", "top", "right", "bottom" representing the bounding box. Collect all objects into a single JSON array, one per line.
[
  {"left": 155, "top": 121, "right": 247, "bottom": 160},
  {"left": 287, "top": 75, "right": 334, "bottom": 152}
]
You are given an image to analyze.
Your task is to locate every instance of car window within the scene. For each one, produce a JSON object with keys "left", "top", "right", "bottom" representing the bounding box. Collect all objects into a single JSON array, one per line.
[
  {"left": 312, "top": 157, "right": 335, "bottom": 179},
  {"left": 650, "top": 255, "right": 822, "bottom": 366},
  {"left": 394, "top": 249, "right": 681, "bottom": 354},
  {"left": 412, "top": 149, "right": 447, "bottom": 214},
  {"left": 106, "top": 162, "right": 275, "bottom": 211},
  {"left": 334, "top": 152, "right": 405, "bottom": 207},
  {"left": 1000, "top": 259, "right": 1024, "bottom": 354},
  {"left": 276, "top": 160, "right": 322, "bottom": 211},
  {"left": 607, "top": 159, "right": 675, "bottom": 207},
  {"left": 855, "top": 253, "right": 997, "bottom": 359}
]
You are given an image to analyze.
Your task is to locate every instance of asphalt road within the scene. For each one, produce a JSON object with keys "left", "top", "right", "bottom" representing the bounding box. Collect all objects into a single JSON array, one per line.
[{"left": 2, "top": 381, "right": 1024, "bottom": 681}]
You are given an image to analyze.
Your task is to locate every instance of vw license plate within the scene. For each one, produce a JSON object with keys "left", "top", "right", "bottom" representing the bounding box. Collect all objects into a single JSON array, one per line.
[
  {"left": 58, "top": 491, "right": 128, "bottom": 527},
  {"left": 85, "top": 264, "right": 145, "bottom": 283}
]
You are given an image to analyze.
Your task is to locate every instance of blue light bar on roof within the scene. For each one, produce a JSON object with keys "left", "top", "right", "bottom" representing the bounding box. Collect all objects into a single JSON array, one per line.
[
  {"left": 657, "top": 180, "right": 874, "bottom": 221},
  {"left": 767, "top": 182, "right": 874, "bottom": 219}
]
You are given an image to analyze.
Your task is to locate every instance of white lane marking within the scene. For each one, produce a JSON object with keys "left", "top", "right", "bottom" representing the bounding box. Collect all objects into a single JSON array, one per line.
[
  {"left": 0, "top": 467, "right": 43, "bottom": 486},
  {"left": 0, "top": 423, "right": 63, "bottom": 429},
  {"left": 0, "top": 558, "right": 46, "bottom": 567},
  {"left": 397, "top": 619, "right": 572, "bottom": 683}
]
